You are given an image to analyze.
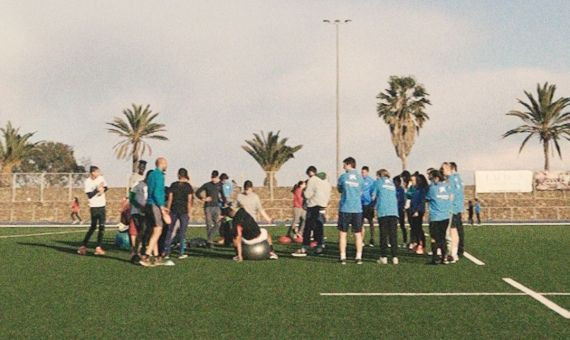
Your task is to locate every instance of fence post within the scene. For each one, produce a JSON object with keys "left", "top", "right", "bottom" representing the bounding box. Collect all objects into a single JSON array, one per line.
[
  {"left": 40, "top": 173, "right": 45, "bottom": 203},
  {"left": 11, "top": 173, "right": 16, "bottom": 203},
  {"left": 68, "top": 173, "right": 73, "bottom": 202}
]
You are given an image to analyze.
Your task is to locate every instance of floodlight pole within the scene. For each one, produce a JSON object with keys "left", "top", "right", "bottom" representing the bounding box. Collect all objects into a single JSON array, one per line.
[{"left": 323, "top": 19, "right": 351, "bottom": 179}]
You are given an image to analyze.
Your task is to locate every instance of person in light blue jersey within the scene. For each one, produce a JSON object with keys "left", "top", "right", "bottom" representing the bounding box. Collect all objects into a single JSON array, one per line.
[
  {"left": 220, "top": 173, "right": 234, "bottom": 205},
  {"left": 426, "top": 169, "right": 452, "bottom": 265},
  {"left": 448, "top": 162, "right": 465, "bottom": 259},
  {"left": 337, "top": 157, "right": 364, "bottom": 265},
  {"left": 360, "top": 166, "right": 376, "bottom": 247},
  {"left": 373, "top": 169, "right": 400, "bottom": 265}
]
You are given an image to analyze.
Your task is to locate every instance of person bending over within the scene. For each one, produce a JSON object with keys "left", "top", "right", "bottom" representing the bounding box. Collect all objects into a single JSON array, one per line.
[{"left": 227, "top": 205, "right": 278, "bottom": 262}]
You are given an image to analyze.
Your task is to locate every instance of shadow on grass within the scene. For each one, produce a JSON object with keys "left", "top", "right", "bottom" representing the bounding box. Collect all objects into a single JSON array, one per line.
[{"left": 17, "top": 240, "right": 132, "bottom": 264}]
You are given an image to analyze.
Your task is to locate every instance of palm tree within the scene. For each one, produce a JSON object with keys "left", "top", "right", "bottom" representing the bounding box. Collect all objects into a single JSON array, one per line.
[
  {"left": 242, "top": 131, "right": 303, "bottom": 187},
  {"left": 0, "top": 121, "right": 38, "bottom": 174},
  {"left": 376, "top": 76, "right": 431, "bottom": 171},
  {"left": 503, "top": 83, "right": 570, "bottom": 171},
  {"left": 107, "top": 104, "right": 168, "bottom": 173}
]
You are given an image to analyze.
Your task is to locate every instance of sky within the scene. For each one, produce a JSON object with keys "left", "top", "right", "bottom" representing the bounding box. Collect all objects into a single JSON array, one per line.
[{"left": 1, "top": 0, "right": 569, "bottom": 187}]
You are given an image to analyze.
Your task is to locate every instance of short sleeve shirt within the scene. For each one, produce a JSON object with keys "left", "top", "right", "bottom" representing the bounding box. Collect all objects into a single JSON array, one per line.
[{"left": 169, "top": 181, "right": 194, "bottom": 215}]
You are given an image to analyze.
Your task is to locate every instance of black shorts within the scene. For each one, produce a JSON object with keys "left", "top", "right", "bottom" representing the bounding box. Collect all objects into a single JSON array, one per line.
[
  {"left": 338, "top": 212, "right": 363, "bottom": 233},
  {"left": 362, "top": 204, "right": 375, "bottom": 222},
  {"left": 451, "top": 213, "right": 462, "bottom": 229},
  {"left": 145, "top": 205, "right": 163, "bottom": 228}
]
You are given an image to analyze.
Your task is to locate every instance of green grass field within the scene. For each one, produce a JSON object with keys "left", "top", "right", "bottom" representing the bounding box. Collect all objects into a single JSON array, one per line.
[{"left": 1, "top": 225, "right": 569, "bottom": 339}]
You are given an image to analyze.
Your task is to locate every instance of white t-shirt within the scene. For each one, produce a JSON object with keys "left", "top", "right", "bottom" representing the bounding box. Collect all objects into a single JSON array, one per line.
[
  {"left": 84, "top": 176, "right": 107, "bottom": 208},
  {"left": 128, "top": 172, "right": 144, "bottom": 190},
  {"left": 237, "top": 192, "right": 263, "bottom": 221}
]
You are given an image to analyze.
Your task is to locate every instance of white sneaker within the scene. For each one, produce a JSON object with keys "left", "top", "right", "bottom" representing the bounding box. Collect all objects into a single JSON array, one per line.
[
  {"left": 291, "top": 249, "right": 307, "bottom": 257},
  {"left": 377, "top": 257, "right": 388, "bottom": 265},
  {"left": 269, "top": 252, "right": 279, "bottom": 260},
  {"left": 163, "top": 260, "right": 175, "bottom": 266},
  {"left": 451, "top": 256, "right": 459, "bottom": 263},
  {"left": 178, "top": 254, "right": 188, "bottom": 259},
  {"left": 427, "top": 251, "right": 433, "bottom": 256},
  {"left": 392, "top": 257, "right": 399, "bottom": 265}
]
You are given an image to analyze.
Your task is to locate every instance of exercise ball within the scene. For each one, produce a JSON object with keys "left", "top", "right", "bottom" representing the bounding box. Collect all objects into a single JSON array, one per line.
[
  {"left": 242, "top": 240, "right": 271, "bottom": 260},
  {"left": 294, "top": 236, "right": 303, "bottom": 244},
  {"left": 278, "top": 236, "right": 292, "bottom": 245},
  {"left": 115, "top": 232, "right": 130, "bottom": 250}
]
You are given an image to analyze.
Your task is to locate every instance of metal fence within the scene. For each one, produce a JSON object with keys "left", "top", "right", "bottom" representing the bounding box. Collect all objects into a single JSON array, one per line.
[{"left": 0, "top": 173, "right": 89, "bottom": 202}]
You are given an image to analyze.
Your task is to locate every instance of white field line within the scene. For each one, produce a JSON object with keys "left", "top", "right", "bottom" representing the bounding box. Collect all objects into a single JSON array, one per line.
[
  {"left": 320, "top": 292, "right": 570, "bottom": 296},
  {"left": 0, "top": 230, "right": 89, "bottom": 239},
  {"left": 503, "top": 278, "right": 570, "bottom": 319},
  {"left": 463, "top": 252, "right": 485, "bottom": 265}
]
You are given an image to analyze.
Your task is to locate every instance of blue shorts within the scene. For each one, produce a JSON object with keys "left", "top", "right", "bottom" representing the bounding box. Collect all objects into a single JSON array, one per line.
[{"left": 338, "top": 212, "right": 363, "bottom": 233}]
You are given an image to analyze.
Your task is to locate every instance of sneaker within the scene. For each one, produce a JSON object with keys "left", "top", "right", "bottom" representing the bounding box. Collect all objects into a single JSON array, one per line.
[
  {"left": 77, "top": 245, "right": 87, "bottom": 256},
  {"left": 94, "top": 247, "right": 105, "bottom": 256},
  {"left": 340, "top": 258, "right": 347, "bottom": 265},
  {"left": 427, "top": 251, "right": 433, "bottom": 256},
  {"left": 269, "top": 252, "right": 279, "bottom": 260},
  {"left": 392, "top": 257, "right": 399, "bottom": 265},
  {"left": 232, "top": 256, "right": 243, "bottom": 262},
  {"left": 450, "top": 256, "right": 459, "bottom": 264},
  {"left": 291, "top": 249, "right": 307, "bottom": 257},
  {"left": 442, "top": 258, "right": 449, "bottom": 265},
  {"left": 377, "top": 257, "right": 388, "bottom": 265},
  {"left": 139, "top": 258, "right": 153, "bottom": 267},
  {"left": 163, "top": 260, "right": 176, "bottom": 266},
  {"left": 355, "top": 258, "right": 363, "bottom": 265},
  {"left": 178, "top": 254, "right": 189, "bottom": 260},
  {"left": 313, "top": 247, "right": 323, "bottom": 256},
  {"left": 368, "top": 241, "right": 374, "bottom": 247},
  {"left": 164, "top": 255, "right": 171, "bottom": 260}
]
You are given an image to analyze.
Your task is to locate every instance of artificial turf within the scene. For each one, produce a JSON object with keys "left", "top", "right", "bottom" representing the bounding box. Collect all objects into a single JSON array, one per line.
[{"left": 0, "top": 225, "right": 568, "bottom": 339}]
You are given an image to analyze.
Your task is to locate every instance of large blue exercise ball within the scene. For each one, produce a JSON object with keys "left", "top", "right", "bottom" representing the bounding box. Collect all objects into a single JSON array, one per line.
[{"left": 115, "top": 232, "right": 130, "bottom": 250}]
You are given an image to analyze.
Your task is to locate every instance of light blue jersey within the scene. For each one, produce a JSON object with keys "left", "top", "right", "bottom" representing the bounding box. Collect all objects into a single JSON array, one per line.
[
  {"left": 426, "top": 182, "right": 452, "bottom": 222},
  {"left": 337, "top": 169, "right": 364, "bottom": 213},
  {"left": 222, "top": 180, "right": 233, "bottom": 200},
  {"left": 449, "top": 173, "right": 465, "bottom": 214},
  {"left": 374, "top": 177, "right": 399, "bottom": 217},
  {"left": 361, "top": 175, "right": 375, "bottom": 206}
]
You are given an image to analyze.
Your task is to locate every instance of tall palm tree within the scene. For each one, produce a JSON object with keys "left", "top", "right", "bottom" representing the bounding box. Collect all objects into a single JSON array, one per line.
[
  {"left": 107, "top": 104, "right": 168, "bottom": 173},
  {"left": 376, "top": 76, "right": 431, "bottom": 170},
  {"left": 242, "top": 131, "right": 303, "bottom": 187},
  {"left": 503, "top": 82, "right": 570, "bottom": 171},
  {"left": 0, "top": 121, "right": 38, "bottom": 174}
]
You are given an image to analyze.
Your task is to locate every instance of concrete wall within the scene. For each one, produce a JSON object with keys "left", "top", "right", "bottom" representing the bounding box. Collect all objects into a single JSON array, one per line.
[{"left": 0, "top": 185, "right": 569, "bottom": 224}]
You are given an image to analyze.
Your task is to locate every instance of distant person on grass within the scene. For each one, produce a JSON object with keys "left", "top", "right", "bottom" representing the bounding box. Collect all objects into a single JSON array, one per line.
[
  {"left": 467, "top": 200, "right": 474, "bottom": 225},
  {"left": 337, "top": 157, "right": 364, "bottom": 265},
  {"left": 360, "top": 166, "right": 376, "bottom": 248},
  {"left": 70, "top": 197, "right": 82, "bottom": 224},
  {"left": 163, "top": 168, "right": 194, "bottom": 260},
  {"left": 140, "top": 157, "right": 171, "bottom": 267},
  {"left": 196, "top": 170, "right": 224, "bottom": 247},
  {"left": 237, "top": 180, "right": 271, "bottom": 223},
  {"left": 227, "top": 204, "right": 278, "bottom": 262},
  {"left": 409, "top": 174, "right": 428, "bottom": 254},
  {"left": 447, "top": 161, "right": 465, "bottom": 261},
  {"left": 393, "top": 176, "right": 407, "bottom": 248},
  {"left": 78, "top": 166, "right": 108, "bottom": 256},
  {"left": 474, "top": 198, "right": 481, "bottom": 224},
  {"left": 291, "top": 166, "right": 332, "bottom": 257},
  {"left": 288, "top": 180, "right": 306, "bottom": 238}
]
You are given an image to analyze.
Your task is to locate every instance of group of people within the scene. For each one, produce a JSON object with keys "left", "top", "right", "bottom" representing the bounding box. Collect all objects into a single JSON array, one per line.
[
  {"left": 76, "top": 158, "right": 279, "bottom": 265},
  {"left": 288, "top": 158, "right": 468, "bottom": 265},
  {"left": 76, "top": 155, "right": 471, "bottom": 266}
]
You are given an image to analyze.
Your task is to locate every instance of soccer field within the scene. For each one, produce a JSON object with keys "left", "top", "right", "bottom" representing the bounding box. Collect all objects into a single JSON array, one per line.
[{"left": 1, "top": 225, "right": 569, "bottom": 339}]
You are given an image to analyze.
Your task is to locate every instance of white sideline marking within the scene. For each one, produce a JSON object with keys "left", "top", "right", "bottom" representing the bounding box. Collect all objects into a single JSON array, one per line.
[
  {"left": 320, "top": 292, "right": 570, "bottom": 296},
  {"left": 463, "top": 252, "right": 485, "bottom": 265},
  {"left": 503, "top": 278, "right": 570, "bottom": 319},
  {"left": 0, "top": 230, "right": 88, "bottom": 239}
]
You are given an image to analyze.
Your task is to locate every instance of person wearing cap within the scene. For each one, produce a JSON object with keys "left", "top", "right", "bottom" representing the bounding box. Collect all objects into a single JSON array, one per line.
[
  {"left": 128, "top": 160, "right": 147, "bottom": 190},
  {"left": 78, "top": 166, "right": 108, "bottom": 256},
  {"left": 196, "top": 170, "right": 225, "bottom": 247},
  {"left": 292, "top": 166, "right": 332, "bottom": 257},
  {"left": 163, "top": 168, "right": 194, "bottom": 259}
]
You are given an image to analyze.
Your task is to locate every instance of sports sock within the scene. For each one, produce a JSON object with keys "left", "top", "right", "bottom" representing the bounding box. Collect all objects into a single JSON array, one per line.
[{"left": 356, "top": 250, "right": 362, "bottom": 260}]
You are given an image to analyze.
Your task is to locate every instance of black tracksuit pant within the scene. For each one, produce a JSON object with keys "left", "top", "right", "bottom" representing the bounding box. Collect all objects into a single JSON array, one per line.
[
  {"left": 82, "top": 206, "right": 106, "bottom": 247},
  {"left": 429, "top": 219, "right": 448, "bottom": 263},
  {"left": 379, "top": 216, "right": 398, "bottom": 258}
]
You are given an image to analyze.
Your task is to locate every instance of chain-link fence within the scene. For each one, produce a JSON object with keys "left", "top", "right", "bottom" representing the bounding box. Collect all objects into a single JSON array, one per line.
[{"left": 0, "top": 173, "right": 88, "bottom": 202}]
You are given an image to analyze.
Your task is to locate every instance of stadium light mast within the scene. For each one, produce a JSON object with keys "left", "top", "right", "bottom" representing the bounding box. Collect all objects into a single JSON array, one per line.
[{"left": 323, "top": 19, "right": 351, "bottom": 179}]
